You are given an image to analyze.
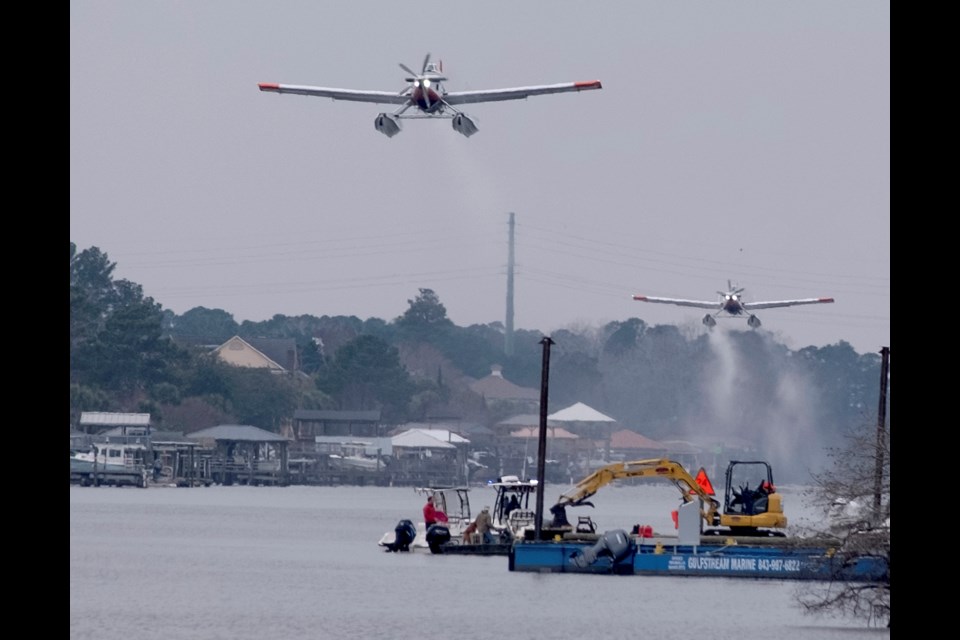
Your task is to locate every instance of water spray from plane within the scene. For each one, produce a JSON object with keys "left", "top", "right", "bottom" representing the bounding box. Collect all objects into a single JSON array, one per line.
[{"left": 678, "top": 328, "right": 825, "bottom": 483}]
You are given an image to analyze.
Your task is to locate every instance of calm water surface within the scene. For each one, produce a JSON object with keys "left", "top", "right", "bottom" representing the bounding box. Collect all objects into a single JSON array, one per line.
[{"left": 70, "top": 483, "right": 888, "bottom": 640}]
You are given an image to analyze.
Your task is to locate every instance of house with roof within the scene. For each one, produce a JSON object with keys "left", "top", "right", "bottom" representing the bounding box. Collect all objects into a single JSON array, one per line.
[
  {"left": 212, "top": 336, "right": 300, "bottom": 373},
  {"left": 469, "top": 365, "right": 540, "bottom": 412},
  {"left": 605, "top": 428, "right": 669, "bottom": 461},
  {"left": 292, "top": 409, "right": 383, "bottom": 440}
]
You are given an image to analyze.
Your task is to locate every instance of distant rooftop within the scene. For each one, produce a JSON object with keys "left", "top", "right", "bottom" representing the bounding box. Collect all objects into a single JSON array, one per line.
[
  {"left": 293, "top": 410, "right": 382, "bottom": 422},
  {"left": 469, "top": 365, "right": 539, "bottom": 401},
  {"left": 548, "top": 402, "right": 616, "bottom": 422},
  {"left": 609, "top": 428, "right": 667, "bottom": 450},
  {"left": 80, "top": 412, "right": 151, "bottom": 426},
  {"left": 391, "top": 428, "right": 469, "bottom": 449},
  {"left": 188, "top": 425, "right": 288, "bottom": 442}
]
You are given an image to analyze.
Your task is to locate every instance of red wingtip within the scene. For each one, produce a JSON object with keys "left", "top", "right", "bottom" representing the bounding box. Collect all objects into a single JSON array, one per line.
[
  {"left": 258, "top": 83, "right": 280, "bottom": 91},
  {"left": 632, "top": 295, "right": 647, "bottom": 301},
  {"left": 575, "top": 80, "right": 602, "bottom": 90},
  {"left": 820, "top": 297, "right": 835, "bottom": 303}
]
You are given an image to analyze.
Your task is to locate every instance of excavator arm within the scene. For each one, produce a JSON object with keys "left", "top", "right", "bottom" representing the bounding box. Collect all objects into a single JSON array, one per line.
[{"left": 553, "top": 459, "right": 721, "bottom": 528}]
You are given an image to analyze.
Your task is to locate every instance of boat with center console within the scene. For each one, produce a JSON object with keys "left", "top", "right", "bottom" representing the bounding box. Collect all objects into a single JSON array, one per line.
[{"left": 378, "top": 485, "right": 473, "bottom": 552}]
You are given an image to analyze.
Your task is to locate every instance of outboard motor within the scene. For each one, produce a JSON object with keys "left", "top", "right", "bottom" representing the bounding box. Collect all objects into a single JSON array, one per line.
[
  {"left": 570, "top": 529, "right": 635, "bottom": 571},
  {"left": 425, "top": 523, "right": 452, "bottom": 554},
  {"left": 384, "top": 519, "right": 417, "bottom": 552}
]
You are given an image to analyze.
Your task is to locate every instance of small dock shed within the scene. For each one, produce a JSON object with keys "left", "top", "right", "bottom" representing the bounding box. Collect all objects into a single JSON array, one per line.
[{"left": 188, "top": 425, "right": 290, "bottom": 486}]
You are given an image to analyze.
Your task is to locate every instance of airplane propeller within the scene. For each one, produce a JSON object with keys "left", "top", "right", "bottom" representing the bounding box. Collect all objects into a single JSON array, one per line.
[
  {"left": 720, "top": 279, "right": 744, "bottom": 297},
  {"left": 398, "top": 53, "right": 436, "bottom": 108}
]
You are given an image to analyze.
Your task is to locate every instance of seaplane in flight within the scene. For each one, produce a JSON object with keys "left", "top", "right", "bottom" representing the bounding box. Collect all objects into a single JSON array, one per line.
[
  {"left": 632, "top": 281, "right": 834, "bottom": 329},
  {"left": 258, "top": 53, "right": 602, "bottom": 138}
]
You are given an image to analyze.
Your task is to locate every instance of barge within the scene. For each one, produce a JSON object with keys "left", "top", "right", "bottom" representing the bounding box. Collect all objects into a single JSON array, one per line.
[
  {"left": 509, "top": 500, "right": 888, "bottom": 582},
  {"left": 509, "top": 531, "right": 888, "bottom": 581},
  {"left": 508, "top": 457, "right": 887, "bottom": 582}
]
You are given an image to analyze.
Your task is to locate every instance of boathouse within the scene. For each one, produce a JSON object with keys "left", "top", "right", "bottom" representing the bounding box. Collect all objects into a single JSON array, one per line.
[
  {"left": 78, "top": 411, "right": 152, "bottom": 438},
  {"left": 151, "top": 430, "right": 212, "bottom": 486},
  {"left": 188, "top": 424, "right": 290, "bottom": 486}
]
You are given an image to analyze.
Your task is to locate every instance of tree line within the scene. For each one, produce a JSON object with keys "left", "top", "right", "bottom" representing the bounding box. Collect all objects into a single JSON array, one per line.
[{"left": 70, "top": 242, "right": 889, "bottom": 481}]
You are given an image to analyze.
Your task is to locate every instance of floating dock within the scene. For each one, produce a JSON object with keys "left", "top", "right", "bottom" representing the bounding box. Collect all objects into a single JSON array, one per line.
[{"left": 508, "top": 531, "right": 888, "bottom": 581}]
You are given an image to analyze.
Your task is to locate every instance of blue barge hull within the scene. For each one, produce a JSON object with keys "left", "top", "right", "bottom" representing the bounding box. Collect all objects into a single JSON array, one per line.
[{"left": 508, "top": 537, "right": 888, "bottom": 582}]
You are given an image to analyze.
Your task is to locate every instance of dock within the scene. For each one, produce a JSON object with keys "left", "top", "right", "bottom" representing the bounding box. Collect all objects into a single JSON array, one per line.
[{"left": 508, "top": 531, "right": 888, "bottom": 581}]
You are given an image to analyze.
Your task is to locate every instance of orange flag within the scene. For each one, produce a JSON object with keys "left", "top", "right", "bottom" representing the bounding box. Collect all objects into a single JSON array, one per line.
[{"left": 694, "top": 468, "right": 715, "bottom": 495}]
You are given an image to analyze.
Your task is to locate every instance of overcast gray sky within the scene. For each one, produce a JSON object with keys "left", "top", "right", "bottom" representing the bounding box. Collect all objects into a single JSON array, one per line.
[{"left": 70, "top": 1, "right": 889, "bottom": 355}]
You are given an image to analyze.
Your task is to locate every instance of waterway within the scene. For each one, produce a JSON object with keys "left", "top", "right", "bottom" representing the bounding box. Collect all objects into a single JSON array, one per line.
[{"left": 70, "top": 483, "right": 889, "bottom": 639}]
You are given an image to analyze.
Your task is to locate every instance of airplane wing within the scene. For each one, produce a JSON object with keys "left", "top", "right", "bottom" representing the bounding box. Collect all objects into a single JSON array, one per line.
[
  {"left": 443, "top": 80, "right": 602, "bottom": 105},
  {"left": 742, "top": 297, "right": 835, "bottom": 311},
  {"left": 632, "top": 295, "right": 719, "bottom": 310},
  {"left": 258, "top": 83, "right": 410, "bottom": 105}
]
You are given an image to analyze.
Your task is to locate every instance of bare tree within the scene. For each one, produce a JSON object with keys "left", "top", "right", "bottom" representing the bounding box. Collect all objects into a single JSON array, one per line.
[{"left": 795, "top": 415, "right": 890, "bottom": 627}]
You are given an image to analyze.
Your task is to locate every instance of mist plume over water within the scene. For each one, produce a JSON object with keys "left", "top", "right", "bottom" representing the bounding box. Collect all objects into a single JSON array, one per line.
[{"left": 680, "top": 328, "right": 825, "bottom": 483}]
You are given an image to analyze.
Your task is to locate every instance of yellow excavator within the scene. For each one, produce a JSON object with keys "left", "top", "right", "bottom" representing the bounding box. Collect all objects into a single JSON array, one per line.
[{"left": 549, "top": 458, "right": 788, "bottom": 537}]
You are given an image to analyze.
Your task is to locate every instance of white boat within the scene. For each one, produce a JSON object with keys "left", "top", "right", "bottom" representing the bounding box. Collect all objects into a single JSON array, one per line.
[
  {"left": 71, "top": 442, "right": 148, "bottom": 470},
  {"left": 378, "top": 476, "right": 541, "bottom": 554},
  {"left": 328, "top": 454, "right": 382, "bottom": 471},
  {"left": 487, "top": 475, "right": 539, "bottom": 542},
  {"left": 70, "top": 443, "right": 149, "bottom": 486},
  {"left": 379, "top": 486, "right": 473, "bottom": 552}
]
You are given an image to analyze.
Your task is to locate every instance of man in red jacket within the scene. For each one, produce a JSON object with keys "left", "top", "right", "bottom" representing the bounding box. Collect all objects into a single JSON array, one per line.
[{"left": 423, "top": 495, "right": 447, "bottom": 528}]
